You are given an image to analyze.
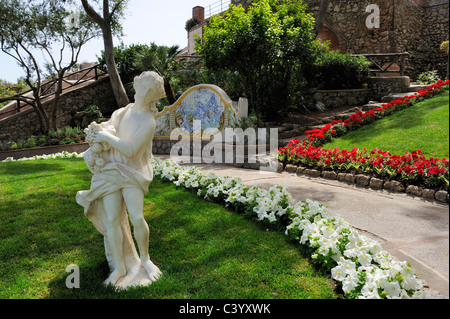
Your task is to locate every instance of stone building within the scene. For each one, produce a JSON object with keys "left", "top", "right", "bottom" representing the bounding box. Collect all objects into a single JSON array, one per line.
[{"left": 186, "top": 0, "right": 449, "bottom": 79}]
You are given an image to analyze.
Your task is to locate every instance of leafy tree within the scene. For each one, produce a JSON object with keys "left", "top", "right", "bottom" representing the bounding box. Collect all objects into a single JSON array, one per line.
[
  {"left": 81, "top": 0, "right": 130, "bottom": 108},
  {"left": 134, "top": 43, "right": 183, "bottom": 105},
  {"left": 98, "top": 42, "right": 184, "bottom": 105},
  {"left": 196, "top": 0, "right": 324, "bottom": 120},
  {"left": 0, "top": 0, "right": 99, "bottom": 133},
  {"left": 0, "top": 79, "right": 29, "bottom": 109},
  {"left": 97, "top": 43, "right": 151, "bottom": 85}
]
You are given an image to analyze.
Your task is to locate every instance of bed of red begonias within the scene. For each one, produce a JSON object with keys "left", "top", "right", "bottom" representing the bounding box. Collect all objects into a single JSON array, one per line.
[{"left": 276, "top": 80, "right": 449, "bottom": 189}]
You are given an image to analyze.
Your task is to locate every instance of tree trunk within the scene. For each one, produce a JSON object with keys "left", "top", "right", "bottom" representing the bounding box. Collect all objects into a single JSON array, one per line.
[
  {"left": 27, "top": 80, "right": 50, "bottom": 135},
  {"left": 33, "top": 94, "right": 50, "bottom": 134},
  {"left": 81, "top": 0, "right": 129, "bottom": 109},
  {"left": 314, "top": 0, "right": 331, "bottom": 36},
  {"left": 163, "top": 76, "right": 176, "bottom": 105},
  {"left": 51, "top": 70, "right": 65, "bottom": 132},
  {"left": 103, "top": 27, "right": 129, "bottom": 108}
]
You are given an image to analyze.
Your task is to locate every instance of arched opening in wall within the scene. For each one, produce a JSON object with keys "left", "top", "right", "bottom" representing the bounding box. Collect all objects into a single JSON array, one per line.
[{"left": 316, "top": 26, "right": 340, "bottom": 51}]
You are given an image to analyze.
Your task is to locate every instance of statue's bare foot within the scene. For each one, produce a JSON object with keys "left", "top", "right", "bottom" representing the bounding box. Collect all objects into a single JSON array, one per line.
[
  {"left": 104, "top": 268, "right": 126, "bottom": 286},
  {"left": 142, "top": 259, "right": 162, "bottom": 282}
]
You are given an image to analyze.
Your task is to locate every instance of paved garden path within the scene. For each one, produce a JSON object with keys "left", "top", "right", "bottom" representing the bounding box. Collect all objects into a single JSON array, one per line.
[{"left": 159, "top": 156, "right": 449, "bottom": 298}]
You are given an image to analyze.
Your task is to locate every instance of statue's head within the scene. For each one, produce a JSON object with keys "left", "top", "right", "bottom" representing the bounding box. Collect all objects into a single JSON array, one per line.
[{"left": 133, "top": 71, "right": 166, "bottom": 113}]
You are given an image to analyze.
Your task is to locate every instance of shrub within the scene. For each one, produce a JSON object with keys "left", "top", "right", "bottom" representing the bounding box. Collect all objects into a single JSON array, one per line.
[
  {"left": 59, "top": 137, "right": 74, "bottom": 145},
  {"left": 83, "top": 105, "right": 105, "bottom": 127},
  {"left": 316, "top": 51, "right": 371, "bottom": 90},
  {"left": 25, "top": 137, "right": 36, "bottom": 148},
  {"left": 185, "top": 18, "right": 200, "bottom": 31},
  {"left": 3, "top": 126, "right": 86, "bottom": 151},
  {"left": 49, "top": 138, "right": 60, "bottom": 146},
  {"left": 417, "top": 70, "right": 440, "bottom": 85},
  {"left": 38, "top": 135, "right": 47, "bottom": 146}
]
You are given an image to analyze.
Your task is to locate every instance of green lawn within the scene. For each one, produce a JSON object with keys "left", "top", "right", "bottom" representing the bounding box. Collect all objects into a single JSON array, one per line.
[
  {"left": 0, "top": 158, "right": 338, "bottom": 299},
  {"left": 323, "top": 91, "right": 449, "bottom": 158}
]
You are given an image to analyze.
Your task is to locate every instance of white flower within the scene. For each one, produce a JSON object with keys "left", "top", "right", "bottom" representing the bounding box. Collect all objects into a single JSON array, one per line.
[
  {"left": 360, "top": 281, "right": 381, "bottom": 299},
  {"left": 357, "top": 251, "right": 372, "bottom": 267},
  {"left": 331, "top": 265, "right": 347, "bottom": 281},
  {"left": 342, "top": 272, "right": 360, "bottom": 294},
  {"left": 380, "top": 278, "right": 402, "bottom": 298},
  {"left": 390, "top": 289, "right": 412, "bottom": 299}
]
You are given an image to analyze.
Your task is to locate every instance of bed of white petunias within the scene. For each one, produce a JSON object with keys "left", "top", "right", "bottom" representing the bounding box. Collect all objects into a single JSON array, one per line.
[
  {"left": 151, "top": 157, "right": 429, "bottom": 299},
  {"left": 1, "top": 151, "right": 83, "bottom": 162},
  {"left": 1, "top": 152, "right": 433, "bottom": 299}
]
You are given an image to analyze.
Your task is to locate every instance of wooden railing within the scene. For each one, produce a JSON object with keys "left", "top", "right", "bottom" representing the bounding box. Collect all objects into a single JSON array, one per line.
[
  {"left": 0, "top": 64, "right": 107, "bottom": 119},
  {"left": 352, "top": 52, "right": 410, "bottom": 76}
]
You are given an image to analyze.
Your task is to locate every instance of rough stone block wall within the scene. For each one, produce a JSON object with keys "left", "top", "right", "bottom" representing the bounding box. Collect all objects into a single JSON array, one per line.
[
  {"left": 419, "top": 2, "right": 449, "bottom": 78},
  {"left": 312, "top": 88, "right": 372, "bottom": 108},
  {"left": 0, "top": 76, "right": 117, "bottom": 143},
  {"left": 304, "top": 0, "right": 449, "bottom": 80}
]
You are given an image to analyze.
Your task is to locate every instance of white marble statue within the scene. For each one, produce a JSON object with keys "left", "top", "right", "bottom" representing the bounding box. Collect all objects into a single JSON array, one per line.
[{"left": 76, "top": 71, "right": 165, "bottom": 289}]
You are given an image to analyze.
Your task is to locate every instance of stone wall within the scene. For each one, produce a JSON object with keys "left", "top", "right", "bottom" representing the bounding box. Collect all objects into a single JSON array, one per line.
[
  {"left": 0, "top": 76, "right": 117, "bottom": 143},
  {"left": 419, "top": 2, "right": 449, "bottom": 77},
  {"left": 312, "top": 88, "right": 372, "bottom": 109},
  {"left": 304, "top": 0, "right": 449, "bottom": 80},
  {"left": 365, "top": 76, "right": 411, "bottom": 100}
]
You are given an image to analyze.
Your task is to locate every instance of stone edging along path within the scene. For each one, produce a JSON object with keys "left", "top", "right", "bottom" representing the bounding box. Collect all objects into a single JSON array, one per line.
[{"left": 280, "top": 162, "right": 449, "bottom": 205}]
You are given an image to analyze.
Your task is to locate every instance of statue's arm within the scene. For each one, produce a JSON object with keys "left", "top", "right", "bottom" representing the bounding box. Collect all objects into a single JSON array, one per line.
[
  {"left": 95, "top": 131, "right": 136, "bottom": 158},
  {"left": 95, "top": 119, "right": 156, "bottom": 158}
]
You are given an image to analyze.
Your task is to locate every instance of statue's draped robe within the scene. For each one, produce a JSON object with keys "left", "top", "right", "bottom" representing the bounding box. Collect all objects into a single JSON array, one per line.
[{"left": 76, "top": 103, "right": 154, "bottom": 288}]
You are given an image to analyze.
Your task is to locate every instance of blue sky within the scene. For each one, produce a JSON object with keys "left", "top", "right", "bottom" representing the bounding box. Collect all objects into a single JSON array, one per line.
[{"left": 0, "top": 0, "right": 222, "bottom": 83}]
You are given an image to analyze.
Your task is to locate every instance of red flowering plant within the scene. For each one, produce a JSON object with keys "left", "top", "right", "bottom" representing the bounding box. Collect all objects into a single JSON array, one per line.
[
  {"left": 277, "top": 142, "right": 449, "bottom": 188},
  {"left": 276, "top": 80, "right": 450, "bottom": 189}
]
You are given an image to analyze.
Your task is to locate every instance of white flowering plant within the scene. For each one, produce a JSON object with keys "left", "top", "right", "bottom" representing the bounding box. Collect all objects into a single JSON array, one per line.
[
  {"left": 1, "top": 151, "right": 83, "bottom": 162},
  {"left": 152, "top": 157, "right": 430, "bottom": 299}
]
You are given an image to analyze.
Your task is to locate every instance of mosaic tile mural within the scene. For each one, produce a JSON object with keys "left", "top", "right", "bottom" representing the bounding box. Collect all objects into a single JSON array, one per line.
[{"left": 154, "top": 84, "right": 248, "bottom": 138}]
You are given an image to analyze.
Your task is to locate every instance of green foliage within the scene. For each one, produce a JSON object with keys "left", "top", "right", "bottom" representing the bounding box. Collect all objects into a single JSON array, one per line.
[
  {"left": 185, "top": 18, "right": 200, "bottom": 31},
  {"left": 196, "top": 0, "right": 324, "bottom": 121},
  {"left": 83, "top": 105, "right": 105, "bottom": 126},
  {"left": 417, "top": 69, "right": 440, "bottom": 85},
  {"left": 315, "top": 51, "right": 371, "bottom": 89},
  {"left": 97, "top": 43, "right": 152, "bottom": 85},
  {"left": 441, "top": 40, "right": 449, "bottom": 55},
  {"left": 1, "top": 0, "right": 101, "bottom": 133},
  {"left": 231, "top": 112, "right": 263, "bottom": 131},
  {"left": 97, "top": 42, "right": 184, "bottom": 105},
  {"left": 4, "top": 126, "right": 86, "bottom": 151},
  {"left": 25, "top": 137, "right": 36, "bottom": 148},
  {"left": 0, "top": 79, "right": 29, "bottom": 108},
  {"left": 59, "top": 137, "right": 74, "bottom": 145}
]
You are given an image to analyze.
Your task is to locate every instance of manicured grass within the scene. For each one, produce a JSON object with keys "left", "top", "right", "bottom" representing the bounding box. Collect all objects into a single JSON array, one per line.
[
  {"left": 0, "top": 158, "right": 338, "bottom": 299},
  {"left": 323, "top": 91, "right": 449, "bottom": 158}
]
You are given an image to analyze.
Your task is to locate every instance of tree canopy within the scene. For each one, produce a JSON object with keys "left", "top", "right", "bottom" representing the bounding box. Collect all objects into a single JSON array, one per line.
[
  {"left": 0, "top": 0, "right": 100, "bottom": 132},
  {"left": 196, "top": 0, "right": 325, "bottom": 120}
]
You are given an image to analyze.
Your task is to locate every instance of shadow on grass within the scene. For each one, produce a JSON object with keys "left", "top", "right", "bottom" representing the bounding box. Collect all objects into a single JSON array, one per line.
[
  {"left": 45, "top": 179, "right": 338, "bottom": 299},
  {"left": 0, "top": 158, "right": 338, "bottom": 299},
  {"left": 0, "top": 161, "right": 65, "bottom": 179}
]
